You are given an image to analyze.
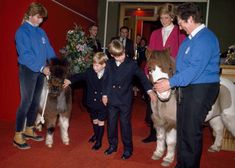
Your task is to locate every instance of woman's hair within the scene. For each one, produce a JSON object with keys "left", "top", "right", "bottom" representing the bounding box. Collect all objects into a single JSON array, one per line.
[
  {"left": 176, "top": 2, "right": 202, "bottom": 23},
  {"left": 158, "top": 3, "right": 176, "bottom": 19},
  {"left": 93, "top": 52, "right": 108, "bottom": 65},
  {"left": 22, "top": 2, "right": 47, "bottom": 23},
  {"left": 108, "top": 39, "right": 124, "bottom": 57}
]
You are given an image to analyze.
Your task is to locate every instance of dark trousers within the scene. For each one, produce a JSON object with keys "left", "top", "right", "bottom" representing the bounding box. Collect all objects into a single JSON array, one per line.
[
  {"left": 176, "top": 83, "right": 219, "bottom": 168},
  {"left": 15, "top": 64, "right": 44, "bottom": 131},
  {"left": 107, "top": 104, "right": 133, "bottom": 152}
]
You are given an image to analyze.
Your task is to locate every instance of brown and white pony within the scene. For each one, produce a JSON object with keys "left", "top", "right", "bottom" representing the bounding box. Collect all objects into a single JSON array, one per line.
[
  {"left": 36, "top": 59, "right": 72, "bottom": 148},
  {"left": 147, "top": 50, "right": 235, "bottom": 167}
]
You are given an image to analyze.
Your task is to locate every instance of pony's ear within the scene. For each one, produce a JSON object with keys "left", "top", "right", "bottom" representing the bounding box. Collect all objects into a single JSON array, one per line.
[
  {"left": 170, "top": 57, "right": 176, "bottom": 75},
  {"left": 49, "top": 57, "right": 60, "bottom": 65},
  {"left": 164, "top": 48, "right": 171, "bottom": 58},
  {"left": 49, "top": 57, "right": 69, "bottom": 67},
  {"left": 145, "top": 49, "right": 153, "bottom": 60}
]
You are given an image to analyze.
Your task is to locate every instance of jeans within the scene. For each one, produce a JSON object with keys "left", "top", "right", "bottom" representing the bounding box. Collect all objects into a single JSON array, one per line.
[{"left": 15, "top": 64, "right": 44, "bottom": 132}]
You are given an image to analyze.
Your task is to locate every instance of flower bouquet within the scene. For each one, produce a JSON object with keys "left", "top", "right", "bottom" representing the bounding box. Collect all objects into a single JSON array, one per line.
[{"left": 61, "top": 24, "right": 93, "bottom": 74}]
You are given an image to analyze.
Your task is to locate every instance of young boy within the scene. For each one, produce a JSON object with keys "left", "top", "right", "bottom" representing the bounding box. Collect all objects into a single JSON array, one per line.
[
  {"left": 63, "top": 52, "right": 108, "bottom": 150},
  {"left": 102, "top": 39, "right": 157, "bottom": 160}
]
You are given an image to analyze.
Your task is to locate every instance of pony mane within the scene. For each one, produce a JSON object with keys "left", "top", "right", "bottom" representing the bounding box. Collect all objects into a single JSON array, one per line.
[{"left": 147, "top": 49, "right": 175, "bottom": 77}]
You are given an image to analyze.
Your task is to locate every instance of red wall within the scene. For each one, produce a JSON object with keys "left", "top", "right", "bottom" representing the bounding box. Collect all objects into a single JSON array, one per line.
[{"left": 0, "top": 0, "right": 98, "bottom": 120}]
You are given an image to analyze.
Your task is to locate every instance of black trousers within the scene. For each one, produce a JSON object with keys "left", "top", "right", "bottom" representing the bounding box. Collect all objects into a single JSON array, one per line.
[
  {"left": 176, "top": 83, "right": 219, "bottom": 168},
  {"left": 107, "top": 104, "right": 133, "bottom": 152}
]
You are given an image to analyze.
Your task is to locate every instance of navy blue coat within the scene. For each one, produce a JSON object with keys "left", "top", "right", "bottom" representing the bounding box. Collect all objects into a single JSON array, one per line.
[
  {"left": 70, "top": 67, "right": 108, "bottom": 110},
  {"left": 104, "top": 57, "right": 152, "bottom": 106}
]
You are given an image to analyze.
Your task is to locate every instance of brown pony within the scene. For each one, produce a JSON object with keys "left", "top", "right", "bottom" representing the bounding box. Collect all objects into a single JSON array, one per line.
[
  {"left": 147, "top": 49, "right": 177, "bottom": 167},
  {"left": 147, "top": 49, "right": 235, "bottom": 167},
  {"left": 36, "top": 59, "right": 72, "bottom": 148}
]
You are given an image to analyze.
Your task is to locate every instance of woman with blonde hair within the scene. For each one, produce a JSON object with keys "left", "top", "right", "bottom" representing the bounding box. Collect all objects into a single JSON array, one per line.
[
  {"left": 14, "top": 2, "right": 56, "bottom": 149},
  {"left": 148, "top": 3, "right": 186, "bottom": 59},
  {"left": 143, "top": 3, "right": 186, "bottom": 143}
]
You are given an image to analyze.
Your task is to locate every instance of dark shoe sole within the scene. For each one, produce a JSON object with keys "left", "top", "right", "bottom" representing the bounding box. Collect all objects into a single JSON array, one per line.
[
  {"left": 104, "top": 148, "right": 117, "bottom": 155},
  {"left": 23, "top": 134, "right": 44, "bottom": 142},
  {"left": 121, "top": 153, "right": 132, "bottom": 160},
  {"left": 92, "top": 145, "right": 102, "bottom": 150},
  {"left": 13, "top": 141, "right": 31, "bottom": 150}
]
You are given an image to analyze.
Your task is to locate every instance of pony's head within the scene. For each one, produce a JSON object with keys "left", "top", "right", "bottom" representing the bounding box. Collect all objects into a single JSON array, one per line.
[
  {"left": 47, "top": 58, "right": 70, "bottom": 97},
  {"left": 147, "top": 49, "right": 175, "bottom": 101}
]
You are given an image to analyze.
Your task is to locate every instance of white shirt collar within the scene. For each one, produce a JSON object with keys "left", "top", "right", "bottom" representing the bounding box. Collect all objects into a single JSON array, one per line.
[
  {"left": 115, "top": 61, "right": 121, "bottom": 67},
  {"left": 163, "top": 23, "right": 174, "bottom": 31},
  {"left": 97, "top": 69, "right": 105, "bottom": 79},
  {"left": 189, "top": 24, "right": 205, "bottom": 39},
  {"left": 26, "top": 20, "right": 37, "bottom": 27}
]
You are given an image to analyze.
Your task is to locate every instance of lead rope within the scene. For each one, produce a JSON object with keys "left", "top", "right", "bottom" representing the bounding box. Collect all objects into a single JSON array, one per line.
[{"left": 36, "top": 75, "right": 49, "bottom": 126}]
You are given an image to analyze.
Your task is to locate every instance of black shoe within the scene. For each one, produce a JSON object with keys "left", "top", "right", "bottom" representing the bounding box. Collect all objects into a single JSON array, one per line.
[
  {"left": 88, "top": 135, "right": 96, "bottom": 143},
  {"left": 92, "top": 142, "right": 102, "bottom": 150},
  {"left": 142, "top": 135, "right": 157, "bottom": 143},
  {"left": 13, "top": 140, "right": 31, "bottom": 150},
  {"left": 104, "top": 146, "right": 117, "bottom": 155},
  {"left": 121, "top": 151, "right": 132, "bottom": 160},
  {"left": 23, "top": 134, "right": 44, "bottom": 142}
]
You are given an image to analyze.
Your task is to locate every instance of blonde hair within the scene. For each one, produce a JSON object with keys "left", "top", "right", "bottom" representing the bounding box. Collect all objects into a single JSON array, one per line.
[
  {"left": 22, "top": 2, "right": 47, "bottom": 23},
  {"left": 108, "top": 39, "right": 124, "bottom": 57},
  {"left": 93, "top": 52, "right": 108, "bottom": 65},
  {"left": 158, "top": 3, "right": 176, "bottom": 20}
]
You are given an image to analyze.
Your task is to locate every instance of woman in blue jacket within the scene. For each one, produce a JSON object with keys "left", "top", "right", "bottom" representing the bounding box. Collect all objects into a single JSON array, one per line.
[{"left": 14, "top": 2, "right": 56, "bottom": 150}]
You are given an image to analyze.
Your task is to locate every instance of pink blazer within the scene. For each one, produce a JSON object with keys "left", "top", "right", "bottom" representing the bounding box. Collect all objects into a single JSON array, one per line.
[{"left": 148, "top": 25, "right": 186, "bottom": 59}]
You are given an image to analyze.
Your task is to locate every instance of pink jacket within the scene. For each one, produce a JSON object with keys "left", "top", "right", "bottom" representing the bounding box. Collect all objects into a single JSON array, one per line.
[{"left": 148, "top": 25, "right": 186, "bottom": 59}]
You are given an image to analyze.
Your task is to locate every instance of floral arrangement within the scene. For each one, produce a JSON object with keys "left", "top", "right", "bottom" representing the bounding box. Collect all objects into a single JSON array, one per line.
[{"left": 61, "top": 24, "right": 93, "bottom": 74}]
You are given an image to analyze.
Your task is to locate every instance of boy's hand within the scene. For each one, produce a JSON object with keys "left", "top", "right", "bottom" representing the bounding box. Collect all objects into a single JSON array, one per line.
[
  {"left": 148, "top": 90, "right": 157, "bottom": 103},
  {"left": 63, "top": 79, "right": 71, "bottom": 88},
  {"left": 102, "top": 96, "right": 108, "bottom": 106}
]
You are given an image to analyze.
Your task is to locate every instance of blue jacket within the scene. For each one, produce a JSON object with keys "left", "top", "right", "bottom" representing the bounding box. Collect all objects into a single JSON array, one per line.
[
  {"left": 15, "top": 22, "right": 56, "bottom": 72},
  {"left": 170, "top": 27, "right": 220, "bottom": 87}
]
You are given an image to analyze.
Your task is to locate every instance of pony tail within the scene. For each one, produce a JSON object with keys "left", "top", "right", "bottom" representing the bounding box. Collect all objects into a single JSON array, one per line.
[{"left": 21, "top": 13, "right": 29, "bottom": 24}]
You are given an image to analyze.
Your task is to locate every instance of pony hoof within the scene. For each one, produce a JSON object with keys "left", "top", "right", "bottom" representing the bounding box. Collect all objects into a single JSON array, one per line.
[
  {"left": 151, "top": 154, "right": 161, "bottom": 160},
  {"left": 208, "top": 146, "right": 220, "bottom": 152},
  {"left": 161, "top": 161, "right": 171, "bottom": 167},
  {"left": 47, "top": 144, "right": 52, "bottom": 148},
  {"left": 35, "top": 125, "right": 42, "bottom": 132},
  {"left": 63, "top": 141, "right": 69, "bottom": 145}
]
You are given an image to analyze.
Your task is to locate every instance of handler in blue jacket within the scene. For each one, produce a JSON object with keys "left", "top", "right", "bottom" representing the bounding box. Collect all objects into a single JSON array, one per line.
[
  {"left": 13, "top": 2, "right": 56, "bottom": 150},
  {"left": 154, "top": 3, "right": 220, "bottom": 168}
]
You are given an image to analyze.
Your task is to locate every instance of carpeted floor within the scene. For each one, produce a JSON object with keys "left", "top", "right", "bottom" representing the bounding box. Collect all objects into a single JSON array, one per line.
[{"left": 0, "top": 92, "right": 235, "bottom": 168}]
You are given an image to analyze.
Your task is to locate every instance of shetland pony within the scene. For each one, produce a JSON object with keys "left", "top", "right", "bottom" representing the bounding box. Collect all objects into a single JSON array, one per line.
[
  {"left": 147, "top": 50, "right": 235, "bottom": 167},
  {"left": 36, "top": 59, "right": 72, "bottom": 148}
]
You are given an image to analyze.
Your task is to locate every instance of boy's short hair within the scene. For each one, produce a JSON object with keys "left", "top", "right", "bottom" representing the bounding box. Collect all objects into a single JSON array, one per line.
[
  {"left": 23, "top": 2, "right": 47, "bottom": 22},
  {"left": 108, "top": 39, "right": 124, "bottom": 57},
  {"left": 93, "top": 52, "right": 108, "bottom": 65}
]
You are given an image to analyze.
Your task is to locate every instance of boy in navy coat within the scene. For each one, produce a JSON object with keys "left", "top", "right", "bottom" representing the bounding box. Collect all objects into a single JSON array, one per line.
[
  {"left": 102, "top": 40, "right": 157, "bottom": 159},
  {"left": 63, "top": 52, "right": 108, "bottom": 150}
]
